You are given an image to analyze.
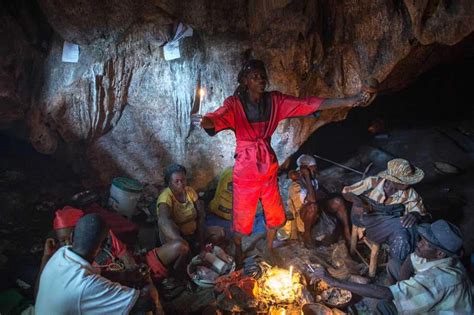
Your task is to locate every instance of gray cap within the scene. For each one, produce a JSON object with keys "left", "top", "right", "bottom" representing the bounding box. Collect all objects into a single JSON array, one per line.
[{"left": 417, "top": 220, "right": 463, "bottom": 256}]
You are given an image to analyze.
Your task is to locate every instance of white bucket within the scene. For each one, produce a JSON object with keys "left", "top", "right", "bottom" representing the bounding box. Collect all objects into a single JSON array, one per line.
[{"left": 108, "top": 177, "right": 144, "bottom": 217}]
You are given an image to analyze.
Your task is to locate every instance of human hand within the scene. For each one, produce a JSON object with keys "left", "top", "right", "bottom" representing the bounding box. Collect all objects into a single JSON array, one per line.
[
  {"left": 401, "top": 212, "right": 420, "bottom": 228},
  {"left": 43, "top": 238, "right": 57, "bottom": 257},
  {"left": 191, "top": 114, "right": 203, "bottom": 128},
  {"left": 288, "top": 170, "right": 300, "bottom": 181},
  {"left": 309, "top": 267, "right": 335, "bottom": 286},
  {"left": 353, "top": 78, "right": 379, "bottom": 108},
  {"left": 126, "top": 264, "right": 150, "bottom": 287},
  {"left": 352, "top": 91, "right": 372, "bottom": 108},
  {"left": 299, "top": 165, "right": 312, "bottom": 178}
]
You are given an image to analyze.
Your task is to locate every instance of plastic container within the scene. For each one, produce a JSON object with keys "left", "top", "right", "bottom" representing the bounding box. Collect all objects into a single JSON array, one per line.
[{"left": 108, "top": 177, "right": 144, "bottom": 217}]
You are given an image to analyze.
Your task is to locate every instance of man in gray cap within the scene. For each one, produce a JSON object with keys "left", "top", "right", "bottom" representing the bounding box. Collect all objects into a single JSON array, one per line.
[{"left": 310, "top": 219, "right": 473, "bottom": 314}]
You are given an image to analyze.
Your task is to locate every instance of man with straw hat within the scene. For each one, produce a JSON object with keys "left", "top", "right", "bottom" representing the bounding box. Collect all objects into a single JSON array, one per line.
[
  {"left": 310, "top": 219, "right": 473, "bottom": 314},
  {"left": 342, "top": 158, "right": 427, "bottom": 282}
]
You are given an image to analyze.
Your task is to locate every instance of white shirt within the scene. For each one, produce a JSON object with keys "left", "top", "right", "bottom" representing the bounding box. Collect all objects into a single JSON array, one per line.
[{"left": 36, "top": 246, "right": 139, "bottom": 315}]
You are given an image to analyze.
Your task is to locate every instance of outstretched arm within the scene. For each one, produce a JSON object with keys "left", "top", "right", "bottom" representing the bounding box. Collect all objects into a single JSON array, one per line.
[
  {"left": 310, "top": 267, "right": 393, "bottom": 300},
  {"left": 319, "top": 92, "right": 370, "bottom": 111},
  {"left": 319, "top": 78, "right": 379, "bottom": 111}
]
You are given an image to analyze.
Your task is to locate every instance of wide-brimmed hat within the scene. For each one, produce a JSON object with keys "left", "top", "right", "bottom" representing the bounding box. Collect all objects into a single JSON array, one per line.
[
  {"left": 417, "top": 220, "right": 463, "bottom": 256},
  {"left": 378, "top": 158, "right": 424, "bottom": 185}
]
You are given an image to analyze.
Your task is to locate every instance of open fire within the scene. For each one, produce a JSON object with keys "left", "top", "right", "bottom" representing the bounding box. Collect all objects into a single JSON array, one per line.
[{"left": 255, "top": 265, "right": 305, "bottom": 314}]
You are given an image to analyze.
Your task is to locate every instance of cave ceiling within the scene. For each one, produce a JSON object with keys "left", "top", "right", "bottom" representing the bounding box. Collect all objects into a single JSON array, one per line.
[{"left": 1, "top": 0, "right": 473, "bottom": 188}]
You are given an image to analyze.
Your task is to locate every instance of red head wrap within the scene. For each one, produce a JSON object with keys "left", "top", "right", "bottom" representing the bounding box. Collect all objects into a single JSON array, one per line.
[{"left": 53, "top": 206, "right": 84, "bottom": 230}]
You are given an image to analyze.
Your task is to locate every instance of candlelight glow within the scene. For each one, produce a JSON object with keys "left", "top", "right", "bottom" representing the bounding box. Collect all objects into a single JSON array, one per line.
[
  {"left": 257, "top": 266, "right": 303, "bottom": 305},
  {"left": 198, "top": 88, "right": 206, "bottom": 97}
]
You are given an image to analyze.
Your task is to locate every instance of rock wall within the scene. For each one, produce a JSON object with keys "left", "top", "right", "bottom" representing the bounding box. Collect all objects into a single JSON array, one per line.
[{"left": 1, "top": 0, "right": 473, "bottom": 188}]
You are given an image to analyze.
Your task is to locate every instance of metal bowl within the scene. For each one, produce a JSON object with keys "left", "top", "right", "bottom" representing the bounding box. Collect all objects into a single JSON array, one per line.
[{"left": 321, "top": 287, "right": 352, "bottom": 309}]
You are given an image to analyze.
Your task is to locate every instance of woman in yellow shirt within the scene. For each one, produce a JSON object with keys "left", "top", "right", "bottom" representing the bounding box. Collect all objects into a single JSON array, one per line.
[{"left": 146, "top": 164, "right": 223, "bottom": 281}]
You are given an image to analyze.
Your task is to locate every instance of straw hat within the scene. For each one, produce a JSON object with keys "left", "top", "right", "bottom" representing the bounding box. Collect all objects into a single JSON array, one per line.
[{"left": 378, "top": 158, "right": 424, "bottom": 185}]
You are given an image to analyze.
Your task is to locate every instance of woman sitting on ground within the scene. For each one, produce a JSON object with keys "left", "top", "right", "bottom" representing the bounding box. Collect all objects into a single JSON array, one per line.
[{"left": 146, "top": 164, "right": 224, "bottom": 281}]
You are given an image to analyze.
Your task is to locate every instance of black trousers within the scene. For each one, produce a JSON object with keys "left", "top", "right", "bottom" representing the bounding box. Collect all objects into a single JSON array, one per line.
[{"left": 352, "top": 210, "right": 417, "bottom": 280}]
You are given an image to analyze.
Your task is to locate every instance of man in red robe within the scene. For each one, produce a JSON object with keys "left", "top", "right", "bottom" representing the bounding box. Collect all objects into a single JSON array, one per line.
[{"left": 193, "top": 60, "right": 373, "bottom": 265}]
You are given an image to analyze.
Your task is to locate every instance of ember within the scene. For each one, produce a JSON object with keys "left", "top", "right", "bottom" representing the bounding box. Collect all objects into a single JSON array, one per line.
[{"left": 256, "top": 265, "right": 303, "bottom": 306}]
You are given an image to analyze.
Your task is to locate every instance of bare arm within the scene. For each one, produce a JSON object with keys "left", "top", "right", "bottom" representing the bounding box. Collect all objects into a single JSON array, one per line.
[
  {"left": 311, "top": 267, "right": 393, "bottom": 300},
  {"left": 331, "top": 277, "right": 393, "bottom": 300},
  {"left": 200, "top": 116, "right": 214, "bottom": 129},
  {"left": 191, "top": 115, "right": 215, "bottom": 129},
  {"left": 130, "top": 285, "right": 154, "bottom": 314},
  {"left": 34, "top": 238, "right": 57, "bottom": 299},
  {"left": 342, "top": 192, "right": 364, "bottom": 206},
  {"left": 319, "top": 95, "right": 361, "bottom": 110},
  {"left": 130, "top": 274, "right": 164, "bottom": 315},
  {"left": 319, "top": 91, "right": 372, "bottom": 111},
  {"left": 398, "top": 255, "right": 414, "bottom": 281},
  {"left": 318, "top": 80, "right": 377, "bottom": 111},
  {"left": 157, "top": 203, "right": 183, "bottom": 241}
]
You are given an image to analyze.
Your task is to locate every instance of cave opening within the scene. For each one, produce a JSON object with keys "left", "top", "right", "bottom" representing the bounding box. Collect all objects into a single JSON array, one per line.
[
  {"left": 294, "top": 57, "right": 474, "bottom": 166},
  {"left": 292, "top": 57, "right": 474, "bottom": 254}
]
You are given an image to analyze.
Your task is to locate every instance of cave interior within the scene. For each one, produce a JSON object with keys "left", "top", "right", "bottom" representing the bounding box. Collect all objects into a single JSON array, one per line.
[{"left": 1, "top": 0, "right": 474, "bottom": 314}]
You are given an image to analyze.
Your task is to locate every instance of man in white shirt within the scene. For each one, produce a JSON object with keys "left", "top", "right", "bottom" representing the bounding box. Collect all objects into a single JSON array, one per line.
[{"left": 36, "top": 213, "right": 161, "bottom": 314}]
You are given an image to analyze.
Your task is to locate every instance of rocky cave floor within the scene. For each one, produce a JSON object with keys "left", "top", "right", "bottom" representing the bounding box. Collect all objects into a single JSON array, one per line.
[{"left": 1, "top": 110, "right": 474, "bottom": 313}]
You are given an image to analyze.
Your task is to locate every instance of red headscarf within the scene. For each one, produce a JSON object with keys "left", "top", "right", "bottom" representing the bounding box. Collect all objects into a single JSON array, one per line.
[{"left": 53, "top": 206, "right": 84, "bottom": 230}]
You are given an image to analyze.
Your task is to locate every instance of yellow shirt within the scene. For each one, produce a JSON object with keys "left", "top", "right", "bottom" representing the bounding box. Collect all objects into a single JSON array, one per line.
[
  {"left": 209, "top": 168, "right": 233, "bottom": 220},
  {"left": 156, "top": 186, "right": 198, "bottom": 236}
]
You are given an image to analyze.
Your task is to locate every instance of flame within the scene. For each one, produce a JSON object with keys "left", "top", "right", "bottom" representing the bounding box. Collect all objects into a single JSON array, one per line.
[
  {"left": 198, "top": 88, "right": 206, "bottom": 97},
  {"left": 257, "top": 265, "right": 303, "bottom": 305}
]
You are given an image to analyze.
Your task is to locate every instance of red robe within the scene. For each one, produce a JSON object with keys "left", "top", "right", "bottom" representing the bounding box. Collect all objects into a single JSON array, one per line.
[{"left": 205, "top": 91, "right": 323, "bottom": 235}]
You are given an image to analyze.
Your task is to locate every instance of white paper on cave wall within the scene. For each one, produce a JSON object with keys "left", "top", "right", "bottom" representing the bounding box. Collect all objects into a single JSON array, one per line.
[
  {"left": 163, "top": 41, "right": 181, "bottom": 60},
  {"left": 163, "top": 23, "right": 193, "bottom": 61},
  {"left": 61, "top": 41, "right": 80, "bottom": 63}
]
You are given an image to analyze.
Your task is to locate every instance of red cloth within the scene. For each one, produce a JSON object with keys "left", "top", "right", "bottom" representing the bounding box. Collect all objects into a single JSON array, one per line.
[
  {"left": 145, "top": 248, "right": 168, "bottom": 281},
  {"left": 108, "top": 230, "right": 127, "bottom": 258},
  {"left": 91, "top": 229, "right": 129, "bottom": 269},
  {"left": 205, "top": 91, "right": 323, "bottom": 234},
  {"left": 53, "top": 206, "right": 84, "bottom": 230},
  {"left": 84, "top": 203, "right": 139, "bottom": 247},
  {"left": 215, "top": 270, "right": 257, "bottom": 299}
]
